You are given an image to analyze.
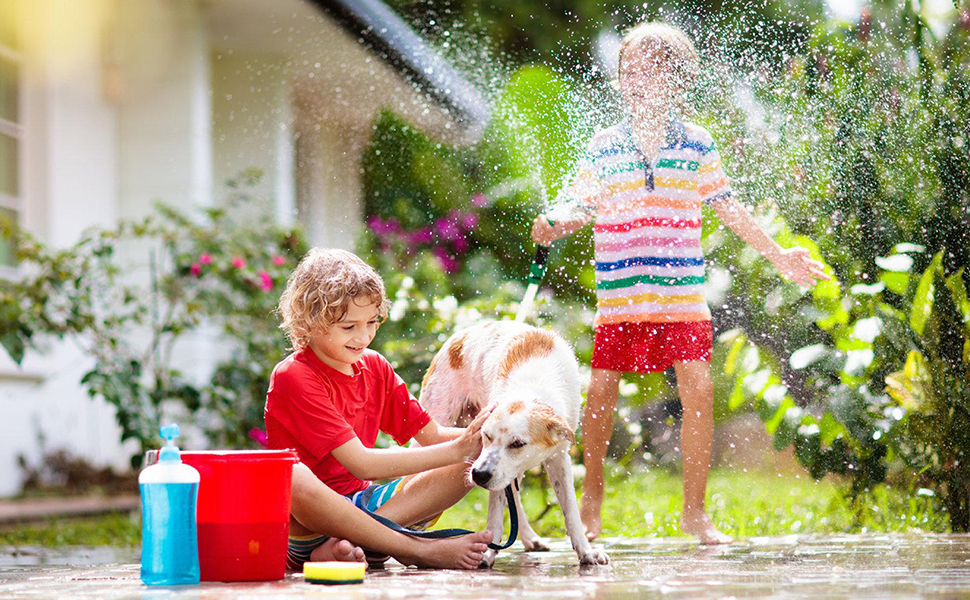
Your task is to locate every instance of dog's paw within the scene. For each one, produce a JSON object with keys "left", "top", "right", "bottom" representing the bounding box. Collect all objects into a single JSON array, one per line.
[
  {"left": 479, "top": 550, "right": 498, "bottom": 569},
  {"left": 522, "top": 537, "right": 551, "bottom": 552},
  {"left": 579, "top": 548, "right": 610, "bottom": 566}
]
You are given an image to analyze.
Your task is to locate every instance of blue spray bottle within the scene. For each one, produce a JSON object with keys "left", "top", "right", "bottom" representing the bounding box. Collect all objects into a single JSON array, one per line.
[{"left": 139, "top": 424, "right": 200, "bottom": 586}]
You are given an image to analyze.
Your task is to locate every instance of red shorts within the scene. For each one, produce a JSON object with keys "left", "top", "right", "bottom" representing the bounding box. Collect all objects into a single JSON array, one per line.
[{"left": 591, "top": 320, "right": 713, "bottom": 373}]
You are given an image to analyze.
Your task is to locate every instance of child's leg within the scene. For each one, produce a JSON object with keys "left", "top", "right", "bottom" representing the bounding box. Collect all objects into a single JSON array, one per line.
[
  {"left": 371, "top": 461, "right": 472, "bottom": 527},
  {"left": 290, "top": 463, "right": 491, "bottom": 569},
  {"left": 672, "top": 360, "right": 732, "bottom": 544},
  {"left": 580, "top": 368, "right": 621, "bottom": 540}
]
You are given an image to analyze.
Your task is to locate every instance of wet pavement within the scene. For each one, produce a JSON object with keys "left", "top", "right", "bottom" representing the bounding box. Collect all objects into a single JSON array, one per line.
[{"left": 3, "top": 534, "right": 970, "bottom": 599}]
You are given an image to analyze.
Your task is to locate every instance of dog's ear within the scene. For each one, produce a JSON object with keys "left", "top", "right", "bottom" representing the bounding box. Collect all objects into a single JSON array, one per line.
[
  {"left": 548, "top": 415, "right": 575, "bottom": 445},
  {"left": 530, "top": 403, "right": 575, "bottom": 446}
]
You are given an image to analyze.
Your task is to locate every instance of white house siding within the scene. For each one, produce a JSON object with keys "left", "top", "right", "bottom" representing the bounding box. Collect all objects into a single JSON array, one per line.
[
  {"left": 0, "top": 0, "right": 218, "bottom": 494},
  {"left": 2, "top": 0, "right": 130, "bottom": 495}
]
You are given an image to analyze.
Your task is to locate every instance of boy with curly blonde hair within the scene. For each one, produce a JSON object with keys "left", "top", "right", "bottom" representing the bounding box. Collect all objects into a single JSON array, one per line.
[
  {"left": 265, "top": 248, "right": 493, "bottom": 569},
  {"left": 533, "top": 22, "right": 827, "bottom": 544}
]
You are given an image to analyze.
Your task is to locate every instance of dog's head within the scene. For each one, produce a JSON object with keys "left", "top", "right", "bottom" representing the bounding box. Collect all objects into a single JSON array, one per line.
[{"left": 470, "top": 397, "right": 574, "bottom": 491}]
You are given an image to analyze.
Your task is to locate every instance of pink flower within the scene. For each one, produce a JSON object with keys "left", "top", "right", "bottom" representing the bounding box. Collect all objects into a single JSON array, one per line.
[
  {"left": 272, "top": 255, "right": 286, "bottom": 266},
  {"left": 248, "top": 428, "right": 268, "bottom": 448},
  {"left": 433, "top": 247, "right": 460, "bottom": 273},
  {"left": 232, "top": 257, "right": 247, "bottom": 269},
  {"left": 189, "top": 262, "right": 202, "bottom": 277},
  {"left": 470, "top": 192, "right": 489, "bottom": 208},
  {"left": 460, "top": 211, "right": 478, "bottom": 230},
  {"left": 199, "top": 253, "right": 212, "bottom": 265},
  {"left": 435, "top": 217, "right": 461, "bottom": 242},
  {"left": 258, "top": 270, "right": 273, "bottom": 291},
  {"left": 454, "top": 237, "right": 469, "bottom": 253},
  {"left": 367, "top": 216, "right": 401, "bottom": 236},
  {"left": 409, "top": 227, "right": 434, "bottom": 245}
]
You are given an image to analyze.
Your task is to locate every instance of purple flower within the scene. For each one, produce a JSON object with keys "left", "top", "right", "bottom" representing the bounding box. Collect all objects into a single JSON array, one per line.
[
  {"left": 433, "top": 247, "right": 460, "bottom": 273},
  {"left": 470, "top": 192, "right": 489, "bottom": 208},
  {"left": 409, "top": 227, "right": 434, "bottom": 245},
  {"left": 367, "top": 216, "right": 401, "bottom": 236},
  {"left": 436, "top": 217, "right": 461, "bottom": 242},
  {"left": 272, "top": 255, "right": 286, "bottom": 266},
  {"left": 453, "top": 237, "right": 469, "bottom": 253},
  {"left": 249, "top": 428, "right": 268, "bottom": 448},
  {"left": 460, "top": 211, "right": 478, "bottom": 230}
]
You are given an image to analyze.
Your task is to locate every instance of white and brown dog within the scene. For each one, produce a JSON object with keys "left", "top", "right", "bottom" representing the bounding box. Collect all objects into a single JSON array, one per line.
[{"left": 420, "top": 320, "right": 610, "bottom": 567}]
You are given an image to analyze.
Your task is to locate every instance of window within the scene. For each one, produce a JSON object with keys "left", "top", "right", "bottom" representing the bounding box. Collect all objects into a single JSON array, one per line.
[{"left": 0, "top": 1, "right": 20, "bottom": 267}]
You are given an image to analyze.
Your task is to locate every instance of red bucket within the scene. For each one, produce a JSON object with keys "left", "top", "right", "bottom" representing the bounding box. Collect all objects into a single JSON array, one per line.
[{"left": 146, "top": 449, "right": 298, "bottom": 582}]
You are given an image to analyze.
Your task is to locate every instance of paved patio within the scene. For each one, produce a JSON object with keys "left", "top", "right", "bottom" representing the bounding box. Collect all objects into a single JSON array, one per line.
[{"left": 3, "top": 534, "right": 970, "bottom": 598}]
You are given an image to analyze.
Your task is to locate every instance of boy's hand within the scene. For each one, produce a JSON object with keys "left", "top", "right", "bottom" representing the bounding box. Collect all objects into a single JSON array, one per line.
[
  {"left": 771, "top": 247, "right": 831, "bottom": 287},
  {"left": 453, "top": 405, "right": 494, "bottom": 462},
  {"left": 531, "top": 215, "right": 560, "bottom": 246}
]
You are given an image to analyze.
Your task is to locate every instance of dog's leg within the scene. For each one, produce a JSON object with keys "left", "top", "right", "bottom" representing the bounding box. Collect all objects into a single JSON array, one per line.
[
  {"left": 543, "top": 450, "right": 610, "bottom": 566},
  {"left": 480, "top": 489, "right": 506, "bottom": 568},
  {"left": 512, "top": 481, "right": 549, "bottom": 552}
]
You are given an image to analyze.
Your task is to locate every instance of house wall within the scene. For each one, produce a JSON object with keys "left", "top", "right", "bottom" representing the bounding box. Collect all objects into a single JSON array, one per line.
[
  {"left": 0, "top": 0, "right": 217, "bottom": 495},
  {"left": 0, "top": 0, "right": 128, "bottom": 496},
  {"left": 211, "top": 52, "right": 295, "bottom": 224}
]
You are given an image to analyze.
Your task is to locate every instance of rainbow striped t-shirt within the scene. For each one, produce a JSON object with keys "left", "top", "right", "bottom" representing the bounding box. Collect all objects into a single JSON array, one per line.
[{"left": 550, "top": 117, "right": 732, "bottom": 326}]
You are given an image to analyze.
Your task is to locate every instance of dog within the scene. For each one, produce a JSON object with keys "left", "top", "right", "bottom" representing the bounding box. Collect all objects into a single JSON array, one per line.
[{"left": 419, "top": 320, "right": 610, "bottom": 567}]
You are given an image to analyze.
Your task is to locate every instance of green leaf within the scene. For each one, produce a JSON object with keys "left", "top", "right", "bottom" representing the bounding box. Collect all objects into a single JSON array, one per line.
[
  {"left": 765, "top": 396, "right": 796, "bottom": 435},
  {"left": 724, "top": 334, "right": 747, "bottom": 376},
  {"left": 879, "top": 271, "right": 910, "bottom": 295},
  {"left": 910, "top": 250, "right": 943, "bottom": 336},
  {"left": 0, "top": 331, "right": 26, "bottom": 364},
  {"left": 819, "top": 411, "right": 848, "bottom": 447},
  {"left": 944, "top": 268, "right": 970, "bottom": 331}
]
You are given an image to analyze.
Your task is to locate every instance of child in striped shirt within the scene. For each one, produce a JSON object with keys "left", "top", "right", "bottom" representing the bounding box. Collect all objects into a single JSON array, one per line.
[{"left": 532, "top": 22, "right": 828, "bottom": 544}]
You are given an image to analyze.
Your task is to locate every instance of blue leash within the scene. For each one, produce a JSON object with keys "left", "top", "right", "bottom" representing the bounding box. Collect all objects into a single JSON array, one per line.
[{"left": 357, "top": 482, "right": 519, "bottom": 551}]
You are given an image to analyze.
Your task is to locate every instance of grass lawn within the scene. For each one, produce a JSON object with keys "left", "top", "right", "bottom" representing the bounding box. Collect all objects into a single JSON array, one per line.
[
  {"left": 0, "top": 468, "right": 947, "bottom": 547},
  {"left": 437, "top": 468, "right": 948, "bottom": 539}
]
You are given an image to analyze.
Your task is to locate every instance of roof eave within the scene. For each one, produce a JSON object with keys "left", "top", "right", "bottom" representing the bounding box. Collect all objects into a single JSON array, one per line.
[{"left": 309, "top": 0, "right": 490, "bottom": 136}]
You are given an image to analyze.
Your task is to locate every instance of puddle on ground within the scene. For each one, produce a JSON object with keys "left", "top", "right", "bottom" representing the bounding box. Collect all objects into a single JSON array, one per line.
[{"left": 2, "top": 534, "right": 970, "bottom": 599}]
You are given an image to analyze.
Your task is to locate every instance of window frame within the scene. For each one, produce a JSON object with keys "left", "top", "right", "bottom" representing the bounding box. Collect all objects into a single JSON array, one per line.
[{"left": 0, "top": 29, "right": 23, "bottom": 277}]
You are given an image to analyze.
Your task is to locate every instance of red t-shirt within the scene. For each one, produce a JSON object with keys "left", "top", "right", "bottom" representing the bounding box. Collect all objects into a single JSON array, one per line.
[{"left": 264, "top": 348, "right": 431, "bottom": 495}]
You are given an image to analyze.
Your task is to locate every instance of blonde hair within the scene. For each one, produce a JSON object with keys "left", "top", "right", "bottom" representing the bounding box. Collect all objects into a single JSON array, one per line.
[
  {"left": 277, "top": 248, "right": 389, "bottom": 349},
  {"left": 616, "top": 22, "right": 699, "bottom": 95}
]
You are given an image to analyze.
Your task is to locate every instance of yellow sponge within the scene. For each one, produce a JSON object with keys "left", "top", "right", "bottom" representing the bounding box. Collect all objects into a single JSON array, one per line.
[{"left": 303, "top": 561, "right": 366, "bottom": 585}]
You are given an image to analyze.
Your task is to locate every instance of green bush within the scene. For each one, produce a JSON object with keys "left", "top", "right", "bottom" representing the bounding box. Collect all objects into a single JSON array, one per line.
[{"left": 0, "top": 172, "right": 309, "bottom": 464}]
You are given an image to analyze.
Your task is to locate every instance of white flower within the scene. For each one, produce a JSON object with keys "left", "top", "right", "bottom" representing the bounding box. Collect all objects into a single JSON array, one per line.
[
  {"left": 389, "top": 299, "right": 408, "bottom": 322},
  {"left": 432, "top": 296, "right": 459, "bottom": 321}
]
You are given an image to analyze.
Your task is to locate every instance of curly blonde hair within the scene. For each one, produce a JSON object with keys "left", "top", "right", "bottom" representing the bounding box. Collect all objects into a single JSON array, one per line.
[
  {"left": 617, "top": 22, "right": 699, "bottom": 99},
  {"left": 277, "top": 248, "right": 389, "bottom": 349}
]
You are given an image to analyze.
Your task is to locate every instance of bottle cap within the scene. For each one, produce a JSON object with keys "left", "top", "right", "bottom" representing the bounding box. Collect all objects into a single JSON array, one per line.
[{"left": 158, "top": 423, "right": 182, "bottom": 463}]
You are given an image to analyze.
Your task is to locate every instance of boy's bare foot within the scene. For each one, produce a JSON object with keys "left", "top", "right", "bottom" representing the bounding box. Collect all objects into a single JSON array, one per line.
[
  {"left": 310, "top": 538, "right": 366, "bottom": 562},
  {"left": 580, "top": 492, "right": 603, "bottom": 541},
  {"left": 681, "top": 512, "right": 733, "bottom": 545},
  {"left": 398, "top": 530, "right": 493, "bottom": 570}
]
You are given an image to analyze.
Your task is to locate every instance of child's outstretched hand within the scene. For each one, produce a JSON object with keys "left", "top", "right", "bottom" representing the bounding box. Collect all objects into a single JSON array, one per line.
[
  {"left": 531, "top": 214, "right": 559, "bottom": 246},
  {"left": 453, "top": 405, "right": 494, "bottom": 462},
  {"left": 771, "top": 247, "right": 831, "bottom": 287}
]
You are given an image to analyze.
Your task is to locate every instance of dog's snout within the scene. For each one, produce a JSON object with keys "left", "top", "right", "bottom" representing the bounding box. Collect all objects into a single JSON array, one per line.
[{"left": 471, "top": 468, "right": 492, "bottom": 487}]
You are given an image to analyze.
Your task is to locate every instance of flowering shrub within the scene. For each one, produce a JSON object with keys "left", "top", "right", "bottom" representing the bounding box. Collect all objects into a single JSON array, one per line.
[
  {"left": 0, "top": 172, "right": 308, "bottom": 463},
  {"left": 367, "top": 209, "right": 479, "bottom": 274}
]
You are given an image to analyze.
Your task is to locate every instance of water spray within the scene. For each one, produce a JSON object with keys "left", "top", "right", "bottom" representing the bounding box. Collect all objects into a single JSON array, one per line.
[{"left": 514, "top": 217, "right": 555, "bottom": 322}]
